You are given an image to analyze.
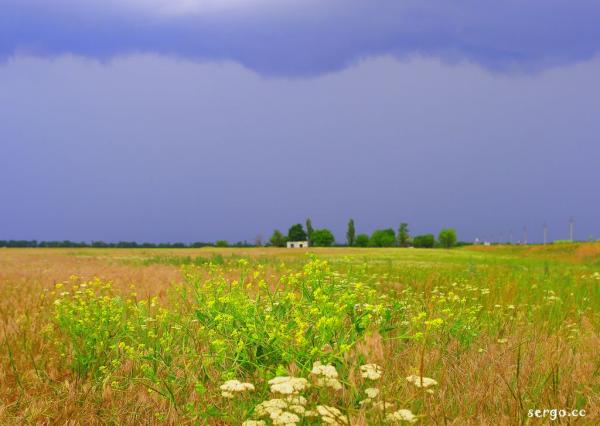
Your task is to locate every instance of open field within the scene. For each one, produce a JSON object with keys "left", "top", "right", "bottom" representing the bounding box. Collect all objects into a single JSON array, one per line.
[{"left": 1, "top": 245, "right": 599, "bottom": 425}]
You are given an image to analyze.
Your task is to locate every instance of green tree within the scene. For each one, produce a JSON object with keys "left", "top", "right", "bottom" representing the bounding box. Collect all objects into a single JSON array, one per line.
[
  {"left": 438, "top": 228, "right": 457, "bottom": 248},
  {"left": 269, "top": 230, "right": 287, "bottom": 247},
  {"left": 215, "top": 240, "right": 229, "bottom": 247},
  {"left": 346, "top": 218, "right": 356, "bottom": 246},
  {"left": 398, "top": 223, "right": 410, "bottom": 247},
  {"left": 288, "top": 223, "right": 308, "bottom": 241},
  {"left": 413, "top": 234, "right": 435, "bottom": 248},
  {"left": 369, "top": 229, "right": 396, "bottom": 247},
  {"left": 355, "top": 234, "right": 370, "bottom": 247},
  {"left": 306, "top": 218, "right": 314, "bottom": 243},
  {"left": 310, "top": 229, "right": 335, "bottom": 247}
]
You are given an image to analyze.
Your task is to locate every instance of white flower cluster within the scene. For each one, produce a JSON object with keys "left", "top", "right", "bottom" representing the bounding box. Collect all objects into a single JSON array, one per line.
[
  {"left": 385, "top": 409, "right": 418, "bottom": 424},
  {"left": 250, "top": 396, "right": 313, "bottom": 425},
  {"left": 310, "top": 361, "right": 342, "bottom": 391},
  {"left": 359, "top": 387, "right": 380, "bottom": 406},
  {"left": 356, "top": 366, "right": 431, "bottom": 423},
  {"left": 219, "top": 379, "right": 255, "bottom": 398},
  {"left": 244, "top": 372, "right": 350, "bottom": 425},
  {"left": 316, "top": 405, "right": 349, "bottom": 425},
  {"left": 253, "top": 398, "right": 302, "bottom": 426},
  {"left": 268, "top": 376, "right": 309, "bottom": 395},
  {"left": 238, "top": 363, "right": 429, "bottom": 425},
  {"left": 360, "top": 363, "right": 383, "bottom": 380},
  {"left": 406, "top": 375, "right": 438, "bottom": 389}
]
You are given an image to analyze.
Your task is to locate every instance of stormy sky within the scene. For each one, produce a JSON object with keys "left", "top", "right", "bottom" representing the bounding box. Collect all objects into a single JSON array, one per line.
[{"left": 1, "top": 1, "right": 599, "bottom": 243}]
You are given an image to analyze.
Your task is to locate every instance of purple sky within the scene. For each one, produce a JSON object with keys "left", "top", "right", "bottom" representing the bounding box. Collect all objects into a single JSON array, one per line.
[{"left": 1, "top": 1, "right": 599, "bottom": 243}]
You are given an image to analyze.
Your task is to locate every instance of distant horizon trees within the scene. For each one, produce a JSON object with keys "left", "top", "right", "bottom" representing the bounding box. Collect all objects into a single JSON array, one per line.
[
  {"left": 398, "top": 223, "right": 410, "bottom": 247},
  {"left": 0, "top": 240, "right": 253, "bottom": 248},
  {"left": 269, "top": 230, "right": 287, "bottom": 247},
  {"left": 369, "top": 228, "right": 396, "bottom": 247},
  {"left": 310, "top": 229, "right": 335, "bottom": 247},
  {"left": 355, "top": 234, "right": 370, "bottom": 247},
  {"left": 1, "top": 220, "right": 463, "bottom": 249},
  {"left": 413, "top": 234, "right": 435, "bottom": 248},
  {"left": 306, "top": 218, "right": 314, "bottom": 244},
  {"left": 438, "top": 228, "right": 457, "bottom": 248},
  {"left": 288, "top": 224, "right": 308, "bottom": 242},
  {"left": 346, "top": 219, "right": 355, "bottom": 246}
]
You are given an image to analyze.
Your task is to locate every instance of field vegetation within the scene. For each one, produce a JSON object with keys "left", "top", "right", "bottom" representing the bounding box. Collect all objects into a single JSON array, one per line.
[{"left": 0, "top": 244, "right": 599, "bottom": 424}]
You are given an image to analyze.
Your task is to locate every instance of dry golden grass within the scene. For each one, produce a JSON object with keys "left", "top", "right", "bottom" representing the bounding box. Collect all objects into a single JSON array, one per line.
[{"left": 0, "top": 246, "right": 598, "bottom": 425}]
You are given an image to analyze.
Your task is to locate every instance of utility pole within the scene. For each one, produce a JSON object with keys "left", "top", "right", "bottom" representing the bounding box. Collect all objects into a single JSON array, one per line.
[
  {"left": 569, "top": 217, "right": 575, "bottom": 242},
  {"left": 523, "top": 226, "right": 528, "bottom": 245},
  {"left": 543, "top": 222, "right": 548, "bottom": 245},
  {"left": 509, "top": 229, "right": 513, "bottom": 244}
]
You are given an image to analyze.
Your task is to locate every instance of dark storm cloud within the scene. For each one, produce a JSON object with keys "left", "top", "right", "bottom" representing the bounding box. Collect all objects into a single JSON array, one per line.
[
  {"left": 2, "top": 0, "right": 600, "bottom": 76},
  {"left": 1, "top": 55, "right": 599, "bottom": 243}
]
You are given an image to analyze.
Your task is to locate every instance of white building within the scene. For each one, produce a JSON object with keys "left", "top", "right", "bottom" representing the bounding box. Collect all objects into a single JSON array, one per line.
[{"left": 287, "top": 241, "right": 309, "bottom": 249}]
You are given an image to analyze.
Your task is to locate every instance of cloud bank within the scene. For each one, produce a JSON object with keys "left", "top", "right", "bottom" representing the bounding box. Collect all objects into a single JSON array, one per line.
[{"left": 2, "top": 0, "right": 600, "bottom": 76}]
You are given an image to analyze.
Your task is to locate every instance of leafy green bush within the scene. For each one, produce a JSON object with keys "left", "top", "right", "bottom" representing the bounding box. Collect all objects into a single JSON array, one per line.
[
  {"left": 413, "top": 234, "right": 435, "bottom": 248},
  {"left": 369, "top": 229, "right": 396, "bottom": 247},
  {"left": 269, "top": 230, "right": 287, "bottom": 247},
  {"left": 310, "top": 228, "right": 335, "bottom": 247},
  {"left": 355, "top": 234, "right": 370, "bottom": 247},
  {"left": 438, "top": 228, "right": 457, "bottom": 248},
  {"left": 287, "top": 224, "right": 308, "bottom": 242}
]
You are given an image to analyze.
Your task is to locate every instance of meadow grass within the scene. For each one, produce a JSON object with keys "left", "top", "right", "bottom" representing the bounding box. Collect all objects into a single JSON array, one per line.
[{"left": 0, "top": 245, "right": 599, "bottom": 424}]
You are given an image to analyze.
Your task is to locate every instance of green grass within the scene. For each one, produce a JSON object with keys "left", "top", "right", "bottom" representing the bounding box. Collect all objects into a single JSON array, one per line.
[{"left": 1, "top": 244, "right": 599, "bottom": 424}]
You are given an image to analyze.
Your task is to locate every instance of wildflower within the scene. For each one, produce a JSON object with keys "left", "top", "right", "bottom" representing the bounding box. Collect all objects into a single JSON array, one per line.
[
  {"left": 373, "top": 401, "right": 395, "bottom": 411},
  {"left": 311, "top": 361, "right": 338, "bottom": 378},
  {"left": 268, "top": 376, "right": 308, "bottom": 395},
  {"left": 254, "top": 399, "right": 301, "bottom": 425},
  {"left": 271, "top": 411, "right": 301, "bottom": 425},
  {"left": 316, "top": 377, "right": 343, "bottom": 391},
  {"left": 311, "top": 361, "right": 343, "bottom": 391},
  {"left": 220, "top": 379, "right": 255, "bottom": 398},
  {"left": 406, "top": 375, "right": 438, "bottom": 388},
  {"left": 497, "top": 338, "right": 508, "bottom": 344},
  {"left": 254, "top": 399, "right": 288, "bottom": 416},
  {"left": 317, "top": 405, "right": 348, "bottom": 425},
  {"left": 285, "top": 395, "right": 307, "bottom": 407},
  {"left": 359, "top": 388, "right": 380, "bottom": 406},
  {"left": 365, "top": 387, "right": 380, "bottom": 398},
  {"left": 385, "top": 409, "right": 418, "bottom": 424},
  {"left": 242, "top": 421, "right": 266, "bottom": 426},
  {"left": 360, "top": 363, "right": 383, "bottom": 380}
]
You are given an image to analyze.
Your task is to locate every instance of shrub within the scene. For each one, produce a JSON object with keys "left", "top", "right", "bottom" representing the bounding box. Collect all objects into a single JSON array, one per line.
[
  {"left": 288, "top": 224, "right": 308, "bottom": 242},
  {"left": 398, "top": 223, "right": 410, "bottom": 247},
  {"left": 369, "top": 229, "right": 396, "bottom": 247},
  {"left": 355, "top": 234, "right": 370, "bottom": 247},
  {"left": 269, "top": 230, "right": 287, "bottom": 247},
  {"left": 180, "top": 256, "right": 392, "bottom": 375},
  {"left": 311, "top": 229, "right": 335, "bottom": 247},
  {"left": 413, "top": 234, "right": 435, "bottom": 248},
  {"left": 438, "top": 228, "right": 457, "bottom": 248}
]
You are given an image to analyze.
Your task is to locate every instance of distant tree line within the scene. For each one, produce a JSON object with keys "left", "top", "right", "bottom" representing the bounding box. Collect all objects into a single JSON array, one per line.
[
  {"left": 268, "top": 219, "right": 465, "bottom": 249},
  {"left": 0, "top": 240, "right": 255, "bottom": 248},
  {"left": 2, "top": 220, "right": 465, "bottom": 249}
]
